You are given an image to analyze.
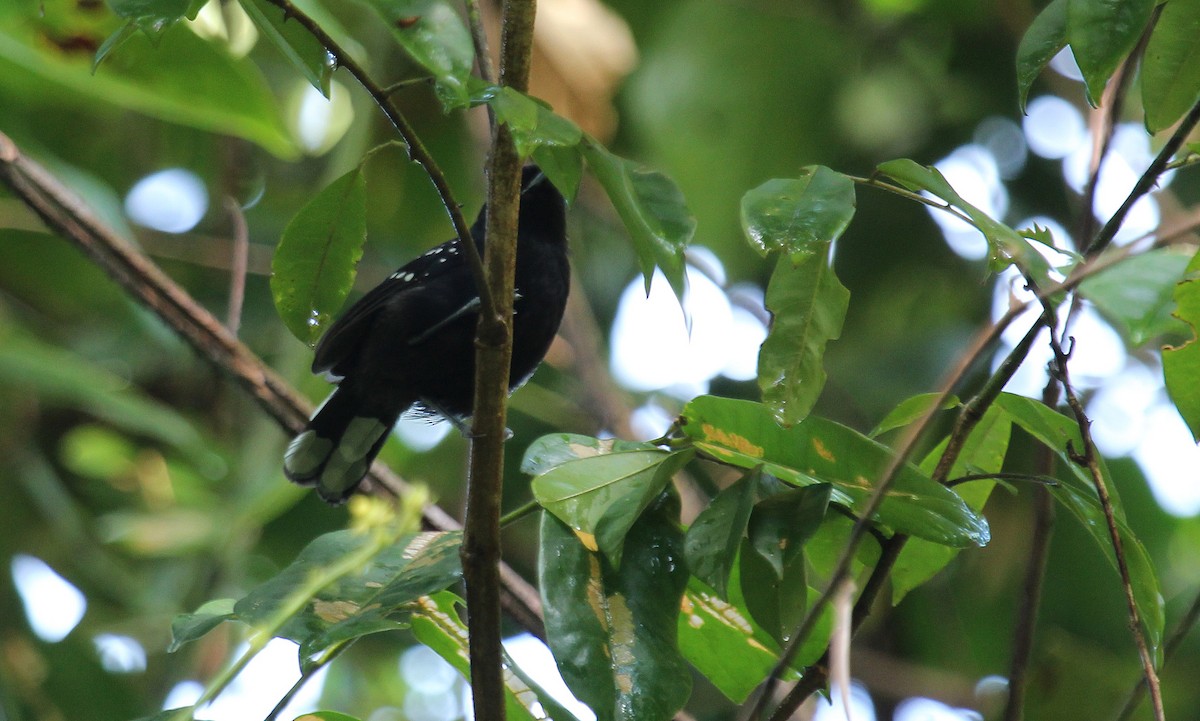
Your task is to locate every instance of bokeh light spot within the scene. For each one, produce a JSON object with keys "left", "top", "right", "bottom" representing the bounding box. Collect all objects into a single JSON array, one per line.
[{"left": 125, "top": 168, "right": 209, "bottom": 234}]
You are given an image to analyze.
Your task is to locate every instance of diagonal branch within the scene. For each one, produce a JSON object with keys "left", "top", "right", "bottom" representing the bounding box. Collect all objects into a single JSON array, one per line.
[{"left": 0, "top": 127, "right": 545, "bottom": 641}]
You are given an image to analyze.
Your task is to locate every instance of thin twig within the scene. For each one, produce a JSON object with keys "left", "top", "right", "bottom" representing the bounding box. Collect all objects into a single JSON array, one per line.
[
  {"left": 944, "top": 472, "right": 1059, "bottom": 489},
  {"left": 223, "top": 196, "right": 249, "bottom": 336},
  {"left": 1041, "top": 312, "right": 1164, "bottom": 720},
  {"left": 259, "top": 0, "right": 496, "bottom": 320},
  {"left": 847, "top": 174, "right": 976, "bottom": 226},
  {"left": 1118, "top": 587, "right": 1200, "bottom": 720},
  {"left": 1002, "top": 485, "right": 1055, "bottom": 721},
  {"left": 1087, "top": 97, "right": 1200, "bottom": 255},
  {"left": 464, "top": 0, "right": 498, "bottom": 129},
  {"left": 1075, "top": 5, "right": 1156, "bottom": 248},
  {"left": 1003, "top": 378, "right": 1060, "bottom": 721}
]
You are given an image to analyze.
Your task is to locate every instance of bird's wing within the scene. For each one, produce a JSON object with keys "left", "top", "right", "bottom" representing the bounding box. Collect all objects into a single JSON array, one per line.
[{"left": 311, "top": 238, "right": 475, "bottom": 375}]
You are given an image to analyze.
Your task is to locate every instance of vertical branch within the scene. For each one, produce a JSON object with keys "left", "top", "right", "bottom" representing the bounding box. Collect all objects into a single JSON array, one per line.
[
  {"left": 461, "top": 1, "right": 537, "bottom": 720},
  {"left": 223, "top": 196, "right": 249, "bottom": 335},
  {"left": 1003, "top": 376, "right": 1059, "bottom": 721},
  {"left": 464, "top": 0, "right": 498, "bottom": 131},
  {"left": 1002, "top": 449, "right": 1056, "bottom": 721}
]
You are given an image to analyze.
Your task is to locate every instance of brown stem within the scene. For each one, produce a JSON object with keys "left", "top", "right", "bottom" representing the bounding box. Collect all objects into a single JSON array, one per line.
[
  {"left": 1003, "top": 378, "right": 1060, "bottom": 721},
  {"left": 1118, "top": 587, "right": 1200, "bottom": 720},
  {"left": 1086, "top": 96, "right": 1200, "bottom": 255},
  {"left": 1040, "top": 314, "right": 1164, "bottom": 720},
  {"left": 223, "top": 196, "right": 249, "bottom": 336},
  {"left": 461, "top": 1, "right": 538, "bottom": 719}
]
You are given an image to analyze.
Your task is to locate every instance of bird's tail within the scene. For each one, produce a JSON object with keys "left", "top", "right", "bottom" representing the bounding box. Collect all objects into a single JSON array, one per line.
[{"left": 284, "top": 384, "right": 403, "bottom": 504}]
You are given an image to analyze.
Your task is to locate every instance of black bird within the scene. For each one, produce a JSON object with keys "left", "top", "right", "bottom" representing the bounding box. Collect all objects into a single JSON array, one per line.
[{"left": 284, "top": 165, "right": 569, "bottom": 503}]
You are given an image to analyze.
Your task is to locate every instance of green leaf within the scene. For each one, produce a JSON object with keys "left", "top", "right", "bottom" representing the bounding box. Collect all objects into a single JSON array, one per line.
[
  {"left": 109, "top": 0, "right": 190, "bottom": 38},
  {"left": 0, "top": 24, "right": 296, "bottom": 157},
  {"left": 169, "top": 598, "right": 237, "bottom": 652},
  {"left": 234, "top": 530, "right": 462, "bottom": 648},
  {"left": 521, "top": 433, "right": 660, "bottom": 475},
  {"left": 747, "top": 484, "right": 831, "bottom": 577},
  {"left": 1141, "top": 0, "right": 1200, "bottom": 132},
  {"left": 1067, "top": 0, "right": 1154, "bottom": 105},
  {"left": 994, "top": 393, "right": 1163, "bottom": 655},
  {"left": 684, "top": 471, "right": 757, "bottom": 597},
  {"left": 533, "top": 143, "right": 585, "bottom": 203},
  {"left": 877, "top": 159, "right": 1053, "bottom": 283},
  {"left": 892, "top": 406, "right": 1011, "bottom": 604},
  {"left": 360, "top": 0, "right": 474, "bottom": 109},
  {"left": 870, "top": 392, "right": 961, "bottom": 438},
  {"left": 738, "top": 485, "right": 829, "bottom": 643},
  {"left": 410, "top": 593, "right": 541, "bottom": 721},
  {"left": 529, "top": 436, "right": 694, "bottom": 565},
  {"left": 757, "top": 245, "right": 849, "bottom": 425},
  {"left": 93, "top": 21, "right": 139, "bottom": 70},
  {"left": 738, "top": 538, "right": 808, "bottom": 645},
  {"left": 238, "top": 0, "right": 335, "bottom": 97},
  {"left": 679, "top": 396, "right": 990, "bottom": 547},
  {"left": 1164, "top": 248, "right": 1200, "bottom": 441},
  {"left": 740, "top": 168, "right": 856, "bottom": 262},
  {"left": 1016, "top": 0, "right": 1068, "bottom": 111},
  {"left": 581, "top": 139, "right": 693, "bottom": 302},
  {"left": 294, "top": 712, "right": 363, "bottom": 721},
  {"left": 490, "top": 87, "right": 584, "bottom": 159},
  {"left": 271, "top": 167, "right": 368, "bottom": 346},
  {"left": 677, "top": 578, "right": 781, "bottom": 703},
  {"left": 1080, "top": 247, "right": 1191, "bottom": 347},
  {"left": 539, "top": 506, "right": 692, "bottom": 721}
]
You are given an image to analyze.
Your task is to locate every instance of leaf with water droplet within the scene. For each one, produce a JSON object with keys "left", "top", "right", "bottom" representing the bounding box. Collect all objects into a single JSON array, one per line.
[{"left": 271, "top": 167, "right": 367, "bottom": 346}]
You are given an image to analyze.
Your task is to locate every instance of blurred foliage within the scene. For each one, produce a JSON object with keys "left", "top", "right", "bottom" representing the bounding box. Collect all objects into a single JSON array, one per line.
[{"left": 2, "top": 0, "right": 1200, "bottom": 720}]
